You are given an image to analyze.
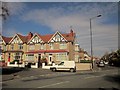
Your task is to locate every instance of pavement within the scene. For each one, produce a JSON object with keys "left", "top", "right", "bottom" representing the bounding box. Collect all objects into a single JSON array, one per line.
[{"left": 1, "top": 64, "right": 118, "bottom": 82}]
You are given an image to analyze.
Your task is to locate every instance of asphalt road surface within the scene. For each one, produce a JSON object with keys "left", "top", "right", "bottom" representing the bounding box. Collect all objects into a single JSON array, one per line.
[{"left": 2, "top": 67, "right": 120, "bottom": 89}]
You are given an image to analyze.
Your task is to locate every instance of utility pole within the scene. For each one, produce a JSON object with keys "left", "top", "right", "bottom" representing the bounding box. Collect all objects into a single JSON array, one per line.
[{"left": 89, "top": 14, "right": 102, "bottom": 70}]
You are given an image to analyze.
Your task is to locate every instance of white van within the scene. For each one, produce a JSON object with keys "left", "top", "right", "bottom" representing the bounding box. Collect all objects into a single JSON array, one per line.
[{"left": 50, "top": 61, "right": 76, "bottom": 72}]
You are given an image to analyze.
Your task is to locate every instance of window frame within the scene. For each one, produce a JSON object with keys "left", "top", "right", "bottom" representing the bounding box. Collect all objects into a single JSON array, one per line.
[
  {"left": 18, "top": 44, "right": 23, "bottom": 50},
  {"left": 60, "top": 42, "right": 67, "bottom": 49},
  {"left": 11, "top": 44, "right": 14, "bottom": 50},
  {"left": 29, "top": 44, "right": 35, "bottom": 50}
]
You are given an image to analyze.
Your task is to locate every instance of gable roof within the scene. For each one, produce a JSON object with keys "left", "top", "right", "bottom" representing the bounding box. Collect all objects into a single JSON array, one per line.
[
  {"left": 17, "top": 34, "right": 28, "bottom": 43},
  {"left": 9, "top": 34, "right": 23, "bottom": 44},
  {"left": 27, "top": 33, "right": 44, "bottom": 44},
  {"left": 62, "top": 32, "right": 75, "bottom": 42},
  {"left": 2, "top": 30, "right": 76, "bottom": 44},
  {"left": 41, "top": 34, "right": 53, "bottom": 42},
  {"left": 2, "top": 36, "right": 12, "bottom": 44},
  {"left": 48, "top": 31, "right": 68, "bottom": 42},
  {"left": 27, "top": 31, "right": 75, "bottom": 43},
  {"left": 9, "top": 33, "right": 33, "bottom": 44}
]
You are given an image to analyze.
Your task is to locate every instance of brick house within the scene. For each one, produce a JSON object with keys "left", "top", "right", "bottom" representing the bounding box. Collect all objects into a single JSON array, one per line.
[{"left": 0, "top": 30, "right": 79, "bottom": 67}]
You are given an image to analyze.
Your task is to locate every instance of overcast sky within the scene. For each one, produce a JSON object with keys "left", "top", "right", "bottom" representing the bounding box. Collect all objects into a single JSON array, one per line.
[{"left": 1, "top": 1, "right": 118, "bottom": 57}]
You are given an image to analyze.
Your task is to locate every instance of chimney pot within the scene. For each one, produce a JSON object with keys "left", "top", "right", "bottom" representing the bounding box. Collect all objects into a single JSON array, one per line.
[
  {"left": 70, "top": 29, "right": 74, "bottom": 36},
  {"left": 28, "top": 32, "right": 33, "bottom": 40}
]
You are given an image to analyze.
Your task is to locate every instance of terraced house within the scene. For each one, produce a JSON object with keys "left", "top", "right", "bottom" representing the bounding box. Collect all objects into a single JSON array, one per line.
[{"left": 0, "top": 30, "right": 80, "bottom": 67}]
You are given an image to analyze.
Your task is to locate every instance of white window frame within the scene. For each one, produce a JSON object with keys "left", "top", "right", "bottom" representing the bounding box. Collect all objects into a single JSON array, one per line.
[
  {"left": 75, "top": 45, "right": 79, "bottom": 51},
  {"left": 60, "top": 42, "right": 67, "bottom": 49},
  {"left": 18, "top": 44, "right": 23, "bottom": 50},
  {"left": 29, "top": 44, "right": 35, "bottom": 50},
  {"left": 56, "top": 53, "right": 68, "bottom": 61},
  {"left": 50, "top": 43, "right": 54, "bottom": 50},
  {"left": 75, "top": 55, "right": 79, "bottom": 62},
  {"left": 41, "top": 44, "right": 44, "bottom": 50},
  {"left": 11, "top": 44, "right": 14, "bottom": 50},
  {"left": 26, "top": 54, "right": 34, "bottom": 61}
]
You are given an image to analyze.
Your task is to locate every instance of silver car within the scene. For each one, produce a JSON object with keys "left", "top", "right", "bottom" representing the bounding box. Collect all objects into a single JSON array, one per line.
[{"left": 97, "top": 61, "right": 105, "bottom": 67}]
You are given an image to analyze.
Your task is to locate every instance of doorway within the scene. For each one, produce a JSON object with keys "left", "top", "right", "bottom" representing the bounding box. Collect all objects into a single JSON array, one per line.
[
  {"left": 38, "top": 54, "right": 41, "bottom": 67},
  {"left": 49, "top": 55, "right": 52, "bottom": 65}
]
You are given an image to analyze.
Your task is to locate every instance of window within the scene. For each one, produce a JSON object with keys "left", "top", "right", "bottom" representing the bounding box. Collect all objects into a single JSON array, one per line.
[
  {"left": 75, "top": 45, "right": 79, "bottom": 51},
  {"left": 14, "top": 53, "right": 21, "bottom": 60},
  {"left": 56, "top": 53, "right": 68, "bottom": 61},
  {"left": 11, "top": 44, "right": 14, "bottom": 50},
  {"left": 41, "top": 44, "right": 44, "bottom": 50},
  {"left": 0, "top": 45, "right": 3, "bottom": 50},
  {"left": 60, "top": 43, "right": 67, "bottom": 49},
  {"left": 55, "top": 34, "right": 60, "bottom": 41},
  {"left": 29, "top": 44, "right": 35, "bottom": 50},
  {"left": 58, "top": 62, "right": 64, "bottom": 65},
  {"left": 34, "top": 36, "right": 39, "bottom": 43},
  {"left": 18, "top": 44, "right": 23, "bottom": 50},
  {"left": 1, "top": 45, "right": 6, "bottom": 51},
  {"left": 50, "top": 43, "right": 54, "bottom": 50},
  {"left": 75, "top": 55, "right": 79, "bottom": 62},
  {"left": 26, "top": 54, "right": 34, "bottom": 62},
  {"left": 0, "top": 39, "right": 2, "bottom": 44}
]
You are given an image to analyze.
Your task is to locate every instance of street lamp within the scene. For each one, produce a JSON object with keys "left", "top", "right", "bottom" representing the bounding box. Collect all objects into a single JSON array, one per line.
[{"left": 90, "top": 14, "right": 101, "bottom": 70}]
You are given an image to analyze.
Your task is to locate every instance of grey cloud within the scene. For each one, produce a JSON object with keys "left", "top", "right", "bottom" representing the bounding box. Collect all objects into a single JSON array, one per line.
[{"left": 21, "top": 2, "right": 118, "bottom": 57}]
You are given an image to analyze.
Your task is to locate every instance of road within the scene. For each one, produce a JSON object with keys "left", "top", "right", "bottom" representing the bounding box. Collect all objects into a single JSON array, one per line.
[{"left": 2, "top": 66, "right": 120, "bottom": 89}]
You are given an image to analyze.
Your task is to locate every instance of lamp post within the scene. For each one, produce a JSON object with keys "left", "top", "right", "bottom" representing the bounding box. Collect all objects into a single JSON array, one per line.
[{"left": 90, "top": 14, "right": 101, "bottom": 70}]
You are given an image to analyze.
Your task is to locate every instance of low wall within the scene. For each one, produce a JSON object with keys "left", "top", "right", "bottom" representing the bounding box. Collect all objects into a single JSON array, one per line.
[
  {"left": 31, "top": 63, "right": 38, "bottom": 68},
  {"left": 76, "top": 63, "right": 92, "bottom": 70},
  {"left": 42, "top": 63, "right": 54, "bottom": 69},
  {"left": 7, "top": 62, "right": 25, "bottom": 67}
]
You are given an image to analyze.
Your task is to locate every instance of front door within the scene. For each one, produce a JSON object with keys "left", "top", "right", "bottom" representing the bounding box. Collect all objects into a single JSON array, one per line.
[
  {"left": 8, "top": 53, "right": 10, "bottom": 62},
  {"left": 38, "top": 54, "right": 41, "bottom": 67},
  {"left": 49, "top": 55, "right": 52, "bottom": 64}
]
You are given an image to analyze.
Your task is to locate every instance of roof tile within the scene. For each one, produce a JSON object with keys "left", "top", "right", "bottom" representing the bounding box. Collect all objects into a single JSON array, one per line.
[{"left": 2, "top": 30, "right": 75, "bottom": 43}]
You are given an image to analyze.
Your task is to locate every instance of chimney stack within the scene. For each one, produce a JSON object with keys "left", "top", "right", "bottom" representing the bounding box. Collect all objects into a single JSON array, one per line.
[
  {"left": 28, "top": 32, "right": 33, "bottom": 40},
  {"left": 70, "top": 29, "right": 74, "bottom": 36}
]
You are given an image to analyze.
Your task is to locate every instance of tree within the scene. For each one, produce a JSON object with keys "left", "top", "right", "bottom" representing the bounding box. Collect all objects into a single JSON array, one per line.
[
  {"left": 108, "top": 49, "right": 120, "bottom": 67},
  {"left": 101, "top": 49, "right": 120, "bottom": 67},
  {"left": 0, "top": 1, "right": 9, "bottom": 20}
]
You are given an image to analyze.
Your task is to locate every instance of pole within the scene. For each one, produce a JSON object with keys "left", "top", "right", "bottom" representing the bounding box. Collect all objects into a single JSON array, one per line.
[
  {"left": 89, "top": 14, "right": 102, "bottom": 70},
  {"left": 90, "top": 19, "right": 93, "bottom": 70}
]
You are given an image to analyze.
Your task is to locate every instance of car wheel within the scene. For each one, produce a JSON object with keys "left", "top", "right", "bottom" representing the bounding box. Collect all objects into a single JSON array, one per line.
[
  {"left": 70, "top": 68, "right": 74, "bottom": 72},
  {"left": 52, "top": 68, "right": 56, "bottom": 72}
]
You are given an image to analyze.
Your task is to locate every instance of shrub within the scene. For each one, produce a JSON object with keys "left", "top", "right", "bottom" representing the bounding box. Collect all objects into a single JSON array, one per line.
[
  {"left": 10, "top": 60, "right": 20, "bottom": 64},
  {"left": 80, "top": 60, "right": 92, "bottom": 63}
]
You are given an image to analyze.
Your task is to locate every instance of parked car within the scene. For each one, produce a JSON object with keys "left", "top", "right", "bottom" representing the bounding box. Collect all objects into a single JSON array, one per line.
[
  {"left": 50, "top": 61, "right": 76, "bottom": 72},
  {"left": 97, "top": 61, "right": 105, "bottom": 67}
]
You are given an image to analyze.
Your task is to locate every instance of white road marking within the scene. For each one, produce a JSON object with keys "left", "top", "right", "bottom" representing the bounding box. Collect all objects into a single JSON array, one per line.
[
  {"left": 84, "top": 72, "right": 118, "bottom": 79},
  {"left": 84, "top": 74, "right": 106, "bottom": 79},
  {"left": 37, "top": 81, "right": 70, "bottom": 88}
]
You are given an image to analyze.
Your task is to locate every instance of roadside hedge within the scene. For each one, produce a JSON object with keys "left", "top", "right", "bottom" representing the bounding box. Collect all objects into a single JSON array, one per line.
[{"left": 80, "top": 60, "right": 92, "bottom": 63}]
